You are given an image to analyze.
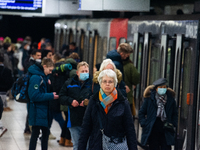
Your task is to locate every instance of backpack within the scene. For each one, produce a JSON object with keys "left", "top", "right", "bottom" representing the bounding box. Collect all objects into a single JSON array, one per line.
[{"left": 11, "top": 73, "right": 43, "bottom": 103}]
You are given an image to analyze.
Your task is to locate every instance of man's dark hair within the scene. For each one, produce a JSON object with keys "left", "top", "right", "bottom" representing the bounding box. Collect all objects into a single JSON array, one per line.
[
  {"left": 3, "top": 43, "right": 11, "bottom": 50},
  {"left": 32, "top": 42, "right": 38, "bottom": 50},
  {"left": 69, "top": 42, "right": 76, "bottom": 47},
  {"left": 0, "top": 53, "right": 4, "bottom": 62},
  {"left": 53, "top": 53, "right": 62, "bottom": 62},
  {"left": 31, "top": 50, "right": 41, "bottom": 56}
]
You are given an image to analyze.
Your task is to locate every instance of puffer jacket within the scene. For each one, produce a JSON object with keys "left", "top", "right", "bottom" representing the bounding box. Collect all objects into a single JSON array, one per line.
[
  {"left": 78, "top": 90, "right": 138, "bottom": 150},
  {"left": 139, "top": 85, "right": 178, "bottom": 146},
  {"left": 92, "top": 69, "right": 127, "bottom": 97},
  {"left": 28, "top": 63, "right": 54, "bottom": 127},
  {"left": 59, "top": 75, "right": 92, "bottom": 127}
]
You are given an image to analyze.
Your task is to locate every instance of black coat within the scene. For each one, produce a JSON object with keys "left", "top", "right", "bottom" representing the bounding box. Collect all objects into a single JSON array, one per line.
[
  {"left": 24, "top": 58, "right": 36, "bottom": 74},
  {"left": 0, "top": 96, "right": 3, "bottom": 119},
  {"left": 139, "top": 85, "right": 178, "bottom": 146},
  {"left": 78, "top": 90, "right": 138, "bottom": 150},
  {"left": 0, "top": 65, "right": 14, "bottom": 92},
  {"left": 59, "top": 75, "right": 92, "bottom": 127}
]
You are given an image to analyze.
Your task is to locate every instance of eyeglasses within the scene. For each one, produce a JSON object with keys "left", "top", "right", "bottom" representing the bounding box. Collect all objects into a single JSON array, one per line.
[{"left": 102, "top": 80, "right": 114, "bottom": 84}]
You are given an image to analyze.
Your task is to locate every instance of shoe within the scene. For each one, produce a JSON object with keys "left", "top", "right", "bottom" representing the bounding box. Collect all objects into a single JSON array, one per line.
[
  {"left": 59, "top": 137, "right": 65, "bottom": 146},
  {"left": 6, "top": 107, "right": 12, "bottom": 111},
  {"left": 0, "top": 127, "right": 7, "bottom": 137},
  {"left": 3, "top": 107, "right": 12, "bottom": 111},
  {"left": 64, "top": 139, "right": 73, "bottom": 147},
  {"left": 49, "top": 132, "right": 56, "bottom": 140},
  {"left": 24, "top": 129, "right": 31, "bottom": 134}
]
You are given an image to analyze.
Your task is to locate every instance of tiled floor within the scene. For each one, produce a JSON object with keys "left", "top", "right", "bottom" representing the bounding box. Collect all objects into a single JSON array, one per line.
[{"left": 0, "top": 100, "right": 73, "bottom": 150}]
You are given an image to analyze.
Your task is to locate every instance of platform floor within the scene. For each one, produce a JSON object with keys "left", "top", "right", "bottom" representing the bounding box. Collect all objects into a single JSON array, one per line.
[{"left": 0, "top": 100, "right": 73, "bottom": 150}]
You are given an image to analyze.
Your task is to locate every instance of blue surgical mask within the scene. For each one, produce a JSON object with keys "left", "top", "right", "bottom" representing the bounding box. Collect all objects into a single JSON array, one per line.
[
  {"left": 157, "top": 88, "right": 167, "bottom": 95},
  {"left": 79, "top": 73, "right": 89, "bottom": 81}
]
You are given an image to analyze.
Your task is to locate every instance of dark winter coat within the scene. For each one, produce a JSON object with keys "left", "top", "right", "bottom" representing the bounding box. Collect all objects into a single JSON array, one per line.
[
  {"left": 22, "top": 48, "right": 29, "bottom": 68},
  {"left": 123, "top": 59, "right": 140, "bottom": 104},
  {"left": 106, "top": 50, "right": 124, "bottom": 77},
  {"left": 24, "top": 58, "right": 36, "bottom": 74},
  {"left": 92, "top": 69, "right": 127, "bottom": 97},
  {"left": 28, "top": 63, "right": 54, "bottom": 127},
  {"left": 0, "top": 65, "right": 14, "bottom": 92},
  {"left": 139, "top": 85, "right": 178, "bottom": 146},
  {"left": 78, "top": 90, "right": 138, "bottom": 150},
  {"left": 59, "top": 75, "right": 92, "bottom": 127}
]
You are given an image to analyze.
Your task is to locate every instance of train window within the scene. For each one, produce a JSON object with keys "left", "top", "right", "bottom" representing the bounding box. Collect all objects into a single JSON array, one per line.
[
  {"left": 180, "top": 48, "right": 192, "bottom": 119},
  {"left": 109, "top": 37, "right": 116, "bottom": 51},
  {"left": 166, "top": 47, "right": 172, "bottom": 82},
  {"left": 149, "top": 44, "right": 161, "bottom": 85},
  {"left": 97, "top": 37, "right": 102, "bottom": 64},
  {"left": 119, "top": 38, "right": 126, "bottom": 44},
  {"left": 128, "top": 42, "right": 134, "bottom": 62},
  {"left": 102, "top": 37, "right": 107, "bottom": 59},
  {"left": 83, "top": 36, "right": 88, "bottom": 61}
]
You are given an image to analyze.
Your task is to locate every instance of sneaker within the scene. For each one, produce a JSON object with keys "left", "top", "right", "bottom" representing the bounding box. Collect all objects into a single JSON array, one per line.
[
  {"left": 49, "top": 132, "right": 56, "bottom": 140},
  {"left": 0, "top": 127, "right": 7, "bottom": 137}
]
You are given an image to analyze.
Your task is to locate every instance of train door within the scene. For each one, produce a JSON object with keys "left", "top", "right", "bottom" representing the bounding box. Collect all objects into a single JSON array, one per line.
[
  {"left": 69, "top": 29, "right": 74, "bottom": 43},
  {"left": 109, "top": 37, "right": 117, "bottom": 51},
  {"left": 174, "top": 35, "right": 198, "bottom": 150}
]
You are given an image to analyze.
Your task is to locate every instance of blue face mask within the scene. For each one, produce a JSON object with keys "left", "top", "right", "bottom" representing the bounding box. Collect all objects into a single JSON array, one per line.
[
  {"left": 79, "top": 73, "right": 89, "bottom": 81},
  {"left": 157, "top": 88, "right": 167, "bottom": 95}
]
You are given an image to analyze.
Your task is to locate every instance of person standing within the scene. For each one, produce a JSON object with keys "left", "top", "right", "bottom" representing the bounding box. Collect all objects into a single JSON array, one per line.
[
  {"left": 123, "top": 57, "right": 140, "bottom": 116},
  {"left": 139, "top": 78, "right": 178, "bottom": 150},
  {"left": 28, "top": 58, "right": 59, "bottom": 150},
  {"left": 106, "top": 43, "right": 133, "bottom": 77},
  {"left": 59, "top": 61, "right": 92, "bottom": 150}
]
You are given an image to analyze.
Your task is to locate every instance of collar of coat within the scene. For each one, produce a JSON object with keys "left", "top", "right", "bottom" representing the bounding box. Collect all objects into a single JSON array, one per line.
[
  {"left": 143, "top": 85, "right": 175, "bottom": 98},
  {"left": 93, "top": 69, "right": 122, "bottom": 84}
]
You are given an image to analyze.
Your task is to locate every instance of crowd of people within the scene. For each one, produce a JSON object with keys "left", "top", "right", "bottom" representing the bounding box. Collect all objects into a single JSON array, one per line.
[{"left": 0, "top": 35, "right": 178, "bottom": 150}]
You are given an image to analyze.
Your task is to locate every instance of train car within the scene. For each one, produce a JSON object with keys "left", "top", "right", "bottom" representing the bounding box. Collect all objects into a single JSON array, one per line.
[
  {"left": 54, "top": 18, "right": 128, "bottom": 73},
  {"left": 127, "top": 14, "right": 200, "bottom": 150},
  {"left": 54, "top": 16, "right": 200, "bottom": 149}
]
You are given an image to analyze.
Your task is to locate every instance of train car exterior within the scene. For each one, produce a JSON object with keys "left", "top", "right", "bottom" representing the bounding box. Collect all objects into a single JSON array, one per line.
[
  {"left": 54, "top": 16, "right": 200, "bottom": 150},
  {"left": 127, "top": 15, "right": 200, "bottom": 150}
]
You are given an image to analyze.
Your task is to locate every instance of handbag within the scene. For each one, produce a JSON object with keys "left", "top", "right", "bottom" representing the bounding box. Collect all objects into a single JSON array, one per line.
[
  {"left": 163, "top": 122, "right": 175, "bottom": 133},
  {"left": 97, "top": 107, "right": 128, "bottom": 150}
]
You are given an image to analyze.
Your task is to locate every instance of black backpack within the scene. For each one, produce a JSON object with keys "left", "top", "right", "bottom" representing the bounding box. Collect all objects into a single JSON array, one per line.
[{"left": 11, "top": 73, "right": 43, "bottom": 103}]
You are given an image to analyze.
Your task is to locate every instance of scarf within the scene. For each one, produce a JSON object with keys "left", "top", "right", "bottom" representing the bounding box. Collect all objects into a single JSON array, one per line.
[
  {"left": 155, "top": 93, "right": 167, "bottom": 122},
  {"left": 99, "top": 87, "right": 118, "bottom": 114}
]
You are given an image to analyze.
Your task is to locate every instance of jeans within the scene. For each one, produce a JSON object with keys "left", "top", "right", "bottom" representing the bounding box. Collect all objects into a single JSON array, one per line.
[
  {"left": 29, "top": 126, "right": 50, "bottom": 150},
  {"left": 0, "top": 93, "right": 7, "bottom": 108},
  {"left": 49, "top": 111, "right": 65, "bottom": 129},
  {"left": 69, "top": 126, "right": 82, "bottom": 150}
]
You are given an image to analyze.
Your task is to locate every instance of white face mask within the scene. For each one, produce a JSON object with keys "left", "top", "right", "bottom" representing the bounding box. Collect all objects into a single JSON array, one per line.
[
  {"left": 26, "top": 45, "right": 30, "bottom": 51},
  {"left": 35, "top": 59, "right": 41, "bottom": 63}
]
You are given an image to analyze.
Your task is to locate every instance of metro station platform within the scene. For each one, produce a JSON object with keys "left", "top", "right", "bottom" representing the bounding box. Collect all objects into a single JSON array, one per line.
[{"left": 0, "top": 100, "right": 73, "bottom": 150}]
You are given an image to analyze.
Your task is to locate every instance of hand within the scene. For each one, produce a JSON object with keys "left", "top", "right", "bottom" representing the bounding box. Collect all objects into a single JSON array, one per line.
[
  {"left": 53, "top": 92, "right": 59, "bottom": 99},
  {"left": 125, "top": 85, "right": 131, "bottom": 93},
  {"left": 71, "top": 100, "right": 79, "bottom": 107},
  {"left": 48, "top": 79, "right": 51, "bottom": 85},
  {"left": 80, "top": 101, "right": 84, "bottom": 107}
]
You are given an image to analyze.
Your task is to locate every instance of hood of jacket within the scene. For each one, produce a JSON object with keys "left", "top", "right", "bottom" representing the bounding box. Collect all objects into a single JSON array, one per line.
[
  {"left": 28, "top": 63, "right": 46, "bottom": 77},
  {"left": 143, "top": 85, "right": 175, "bottom": 98},
  {"left": 93, "top": 69, "right": 122, "bottom": 84},
  {"left": 106, "top": 50, "right": 121, "bottom": 62}
]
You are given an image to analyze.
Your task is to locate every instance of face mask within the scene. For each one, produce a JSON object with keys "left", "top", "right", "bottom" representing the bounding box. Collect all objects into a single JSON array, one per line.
[
  {"left": 35, "top": 59, "right": 41, "bottom": 63},
  {"left": 157, "top": 88, "right": 167, "bottom": 96},
  {"left": 26, "top": 45, "right": 30, "bottom": 51},
  {"left": 79, "top": 73, "right": 89, "bottom": 81}
]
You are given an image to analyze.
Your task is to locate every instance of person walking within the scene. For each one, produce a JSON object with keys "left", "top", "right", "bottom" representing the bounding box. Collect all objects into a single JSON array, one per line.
[
  {"left": 59, "top": 61, "right": 92, "bottom": 150},
  {"left": 78, "top": 69, "right": 138, "bottom": 150},
  {"left": 28, "top": 58, "right": 59, "bottom": 150},
  {"left": 139, "top": 78, "right": 178, "bottom": 150}
]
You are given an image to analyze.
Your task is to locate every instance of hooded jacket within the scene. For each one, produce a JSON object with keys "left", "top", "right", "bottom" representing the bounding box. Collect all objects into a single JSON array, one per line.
[
  {"left": 92, "top": 69, "right": 127, "bottom": 97},
  {"left": 28, "top": 63, "right": 54, "bottom": 127},
  {"left": 78, "top": 90, "right": 138, "bottom": 150},
  {"left": 106, "top": 50, "right": 124, "bottom": 77},
  {"left": 139, "top": 85, "right": 178, "bottom": 146}
]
